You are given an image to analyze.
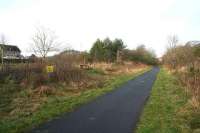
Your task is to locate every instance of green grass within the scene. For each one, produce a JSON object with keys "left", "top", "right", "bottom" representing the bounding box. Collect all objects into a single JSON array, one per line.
[
  {"left": 0, "top": 67, "right": 150, "bottom": 133},
  {"left": 136, "top": 68, "right": 193, "bottom": 133}
]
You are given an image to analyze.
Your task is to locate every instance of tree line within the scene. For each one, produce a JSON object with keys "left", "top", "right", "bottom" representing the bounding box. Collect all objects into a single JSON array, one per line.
[
  {"left": 88, "top": 38, "right": 158, "bottom": 65},
  {"left": 163, "top": 35, "right": 200, "bottom": 110},
  {"left": 163, "top": 35, "right": 200, "bottom": 70},
  {"left": 0, "top": 26, "right": 158, "bottom": 65},
  {"left": 89, "top": 38, "right": 125, "bottom": 62}
]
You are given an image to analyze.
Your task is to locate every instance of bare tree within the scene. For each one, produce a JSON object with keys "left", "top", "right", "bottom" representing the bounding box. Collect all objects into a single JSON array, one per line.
[
  {"left": 167, "top": 35, "right": 178, "bottom": 49},
  {"left": 0, "top": 34, "right": 8, "bottom": 67},
  {"left": 0, "top": 34, "right": 8, "bottom": 44},
  {"left": 31, "top": 26, "right": 59, "bottom": 59},
  {"left": 164, "top": 35, "right": 179, "bottom": 69}
]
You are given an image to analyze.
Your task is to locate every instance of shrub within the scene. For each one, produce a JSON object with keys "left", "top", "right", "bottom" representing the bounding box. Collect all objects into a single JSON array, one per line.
[
  {"left": 163, "top": 42, "right": 200, "bottom": 109},
  {"left": 52, "top": 54, "right": 85, "bottom": 83}
]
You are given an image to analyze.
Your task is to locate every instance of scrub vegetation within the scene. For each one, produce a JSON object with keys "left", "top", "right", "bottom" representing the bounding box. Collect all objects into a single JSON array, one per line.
[
  {"left": 0, "top": 63, "right": 150, "bottom": 133},
  {"left": 137, "top": 35, "right": 200, "bottom": 133},
  {"left": 137, "top": 68, "right": 200, "bottom": 133},
  {"left": 0, "top": 28, "right": 156, "bottom": 133}
]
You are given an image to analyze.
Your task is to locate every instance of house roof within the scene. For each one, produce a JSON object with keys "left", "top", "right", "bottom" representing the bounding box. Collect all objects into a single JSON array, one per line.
[
  {"left": 186, "top": 41, "right": 200, "bottom": 46},
  {"left": 0, "top": 44, "right": 21, "bottom": 52},
  {"left": 60, "top": 49, "right": 81, "bottom": 55}
]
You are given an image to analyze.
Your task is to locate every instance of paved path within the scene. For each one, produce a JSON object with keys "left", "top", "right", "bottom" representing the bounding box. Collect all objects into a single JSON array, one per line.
[{"left": 31, "top": 67, "right": 159, "bottom": 133}]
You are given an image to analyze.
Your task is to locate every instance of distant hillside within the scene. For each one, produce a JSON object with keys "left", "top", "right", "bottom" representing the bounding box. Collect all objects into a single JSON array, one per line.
[
  {"left": 59, "top": 49, "right": 82, "bottom": 55},
  {"left": 186, "top": 40, "right": 200, "bottom": 46}
]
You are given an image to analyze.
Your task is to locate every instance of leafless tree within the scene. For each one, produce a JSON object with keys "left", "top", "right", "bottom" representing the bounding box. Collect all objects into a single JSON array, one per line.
[
  {"left": 0, "top": 34, "right": 8, "bottom": 44},
  {"left": 0, "top": 34, "right": 8, "bottom": 67},
  {"left": 167, "top": 35, "right": 178, "bottom": 49},
  {"left": 163, "top": 35, "right": 179, "bottom": 69},
  {"left": 31, "top": 26, "right": 59, "bottom": 59}
]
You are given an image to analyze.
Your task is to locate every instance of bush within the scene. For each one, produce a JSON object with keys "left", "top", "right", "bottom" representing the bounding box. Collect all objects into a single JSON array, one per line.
[
  {"left": 52, "top": 54, "right": 85, "bottom": 83},
  {"left": 122, "top": 45, "right": 158, "bottom": 65},
  {"left": 0, "top": 63, "right": 44, "bottom": 84}
]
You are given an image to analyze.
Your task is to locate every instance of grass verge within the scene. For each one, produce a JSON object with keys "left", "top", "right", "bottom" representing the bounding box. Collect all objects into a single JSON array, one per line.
[
  {"left": 0, "top": 67, "right": 151, "bottom": 133},
  {"left": 136, "top": 68, "right": 200, "bottom": 133}
]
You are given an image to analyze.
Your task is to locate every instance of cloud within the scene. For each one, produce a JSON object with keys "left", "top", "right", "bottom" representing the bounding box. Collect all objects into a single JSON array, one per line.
[{"left": 0, "top": 0, "right": 198, "bottom": 57}]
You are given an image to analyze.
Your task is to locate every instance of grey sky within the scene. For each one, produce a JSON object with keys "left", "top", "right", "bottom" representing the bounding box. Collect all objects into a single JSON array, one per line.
[{"left": 0, "top": 0, "right": 200, "bottom": 57}]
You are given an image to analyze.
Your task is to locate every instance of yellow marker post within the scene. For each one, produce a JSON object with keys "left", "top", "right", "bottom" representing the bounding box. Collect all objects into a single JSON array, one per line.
[{"left": 46, "top": 65, "right": 54, "bottom": 73}]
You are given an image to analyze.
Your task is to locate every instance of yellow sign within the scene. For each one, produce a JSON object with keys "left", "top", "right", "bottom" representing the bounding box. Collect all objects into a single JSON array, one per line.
[{"left": 46, "top": 65, "right": 54, "bottom": 73}]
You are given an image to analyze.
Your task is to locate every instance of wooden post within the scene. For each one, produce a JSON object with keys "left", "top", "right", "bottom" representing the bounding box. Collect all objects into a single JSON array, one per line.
[
  {"left": 1, "top": 47, "right": 3, "bottom": 70},
  {"left": 116, "top": 50, "right": 122, "bottom": 64}
]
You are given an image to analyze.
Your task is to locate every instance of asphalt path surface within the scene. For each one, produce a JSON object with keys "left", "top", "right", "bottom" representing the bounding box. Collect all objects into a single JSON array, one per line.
[{"left": 31, "top": 67, "right": 159, "bottom": 133}]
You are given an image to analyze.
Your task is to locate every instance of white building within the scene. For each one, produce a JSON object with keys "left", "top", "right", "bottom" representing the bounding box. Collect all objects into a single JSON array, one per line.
[{"left": 0, "top": 44, "right": 21, "bottom": 59}]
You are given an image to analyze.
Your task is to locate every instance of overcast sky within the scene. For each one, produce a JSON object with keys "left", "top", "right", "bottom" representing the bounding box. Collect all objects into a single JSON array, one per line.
[{"left": 0, "top": 0, "right": 200, "bottom": 57}]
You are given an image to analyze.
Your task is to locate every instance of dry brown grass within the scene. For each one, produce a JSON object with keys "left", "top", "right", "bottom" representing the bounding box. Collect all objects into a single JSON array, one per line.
[
  {"left": 165, "top": 65, "right": 200, "bottom": 110},
  {"left": 0, "top": 58, "right": 149, "bottom": 124},
  {"left": 92, "top": 61, "right": 148, "bottom": 75},
  {"left": 164, "top": 66, "right": 200, "bottom": 132}
]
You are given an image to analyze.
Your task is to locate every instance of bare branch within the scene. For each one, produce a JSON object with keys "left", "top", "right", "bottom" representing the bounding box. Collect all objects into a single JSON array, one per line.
[
  {"left": 0, "top": 34, "right": 8, "bottom": 45},
  {"left": 167, "top": 35, "right": 178, "bottom": 49},
  {"left": 30, "top": 26, "right": 59, "bottom": 58}
]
